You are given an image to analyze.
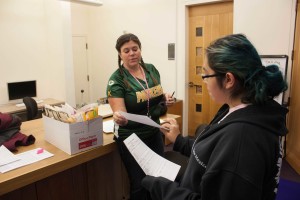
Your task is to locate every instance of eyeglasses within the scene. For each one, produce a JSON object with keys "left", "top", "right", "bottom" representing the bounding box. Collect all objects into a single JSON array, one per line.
[{"left": 201, "top": 74, "right": 220, "bottom": 80}]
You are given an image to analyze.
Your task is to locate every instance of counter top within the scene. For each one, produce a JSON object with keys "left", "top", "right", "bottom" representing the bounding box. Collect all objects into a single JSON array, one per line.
[
  {"left": 0, "top": 118, "right": 116, "bottom": 196},
  {"left": 0, "top": 98, "right": 64, "bottom": 114},
  {"left": 0, "top": 113, "right": 180, "bottom": 196}
]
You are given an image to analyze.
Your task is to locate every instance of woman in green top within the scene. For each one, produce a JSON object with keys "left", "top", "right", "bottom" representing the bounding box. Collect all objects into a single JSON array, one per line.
[{"left": 106, "top": 33, "right": 175, "bottom": 200}]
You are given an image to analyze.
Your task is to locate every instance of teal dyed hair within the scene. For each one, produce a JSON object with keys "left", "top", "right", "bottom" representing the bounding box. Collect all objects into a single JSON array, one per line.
[{"left": 206, "top": 34, "right": 287, "bottom": 105}]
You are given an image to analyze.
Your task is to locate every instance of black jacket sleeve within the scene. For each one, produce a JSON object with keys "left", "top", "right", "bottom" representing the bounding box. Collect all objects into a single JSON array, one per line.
[
  {"left": 173, "top": 135, "right": 195, "bottom": 157},
  {"left": 141, "top": 175, "right": 201, "bottom": 200},
  {"left": 142, "top": 123, "right": 269, "bottom": 200},
  {"left": 142, "top": 172, "right": 262, "bottom": 200}
]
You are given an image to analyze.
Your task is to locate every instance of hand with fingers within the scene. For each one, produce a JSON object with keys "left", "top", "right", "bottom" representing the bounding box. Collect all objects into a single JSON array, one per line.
[
  {"left": 165, "top": 92, "right": 176, "bottom": 106},
  {"left": 160, "top": 118, "right": 180, "bottom": 143},
  {"left": 113, "top": 111, "right": 128, "bottom": 126}
]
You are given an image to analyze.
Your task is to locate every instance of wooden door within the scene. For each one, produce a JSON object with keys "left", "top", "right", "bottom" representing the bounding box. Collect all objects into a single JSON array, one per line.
[
  {"left": 72, "top": 36, "right": 90, "bottom": 107},
  {"left": 188, "top": 2, "right": 233, "bottom": 136},
  {"left": 286, "top": 1, "right": 300, "bottom": 174}
]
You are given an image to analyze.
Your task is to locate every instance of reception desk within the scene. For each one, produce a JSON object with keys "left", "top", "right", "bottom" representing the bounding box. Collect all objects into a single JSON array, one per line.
[
  {"left": 0, "top": 114, "right": 181, "bottom": 200},
  {"left": 0, "top": 98, "right": 64, "bottom": 114},
  {"left": 0, "top": 98, "right": 65, "bottom": 122}
]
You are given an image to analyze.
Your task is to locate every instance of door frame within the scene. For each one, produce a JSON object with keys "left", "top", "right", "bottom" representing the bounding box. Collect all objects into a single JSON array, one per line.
[
  {"left": 286, "top": 0, "right": 300, "bottom": 174},
  {"left": 72, "top": 35, "right": 91, "bottom": 107},
  {"left": 187, "top": 2, "right": 233, "bottom": 136},
  {"left": 176, "top": 0, "right": 233, "bottom": 136}
]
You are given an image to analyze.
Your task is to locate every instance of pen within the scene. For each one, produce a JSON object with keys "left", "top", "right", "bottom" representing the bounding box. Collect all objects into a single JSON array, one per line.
[{"left": 171, "top": 91, "right": 175, "bottom": 98}]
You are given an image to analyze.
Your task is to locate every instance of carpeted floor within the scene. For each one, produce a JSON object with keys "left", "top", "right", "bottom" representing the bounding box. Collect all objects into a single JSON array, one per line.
[
  {"left": 276, "top": 159, "right": 300, "bottom": 200},
  {"left": 276, "top": 178, "right": 300, "bottom": 200},
  {"left": 280, "top": 159, "right": 300, "bottom": 183}
]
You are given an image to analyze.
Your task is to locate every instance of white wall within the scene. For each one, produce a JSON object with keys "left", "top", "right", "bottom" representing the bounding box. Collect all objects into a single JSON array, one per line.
[
  {"left": 0, "top": 0, "right": 66, "bottom": 104},
  {"left": 0, "top": 0, "right": 296, "bottom": 134},
  {"left": 234, "top": 0, "right": 296, "bottom": 103},
  {"left": 61, "top": 2, "right": 76, "bottom": 107},
  {"left": 70, "top": 0, "right": 177, "bottom": 102}
]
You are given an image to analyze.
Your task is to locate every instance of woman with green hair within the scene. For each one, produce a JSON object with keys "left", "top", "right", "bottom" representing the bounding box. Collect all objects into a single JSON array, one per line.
[{"left": 142, "top": 34, "right": 289, "bottom": 200}]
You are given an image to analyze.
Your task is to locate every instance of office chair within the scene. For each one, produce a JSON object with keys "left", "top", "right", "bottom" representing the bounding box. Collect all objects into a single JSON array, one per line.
[{"left": 23, "top": 97, "right": 38, "bottom": 121}]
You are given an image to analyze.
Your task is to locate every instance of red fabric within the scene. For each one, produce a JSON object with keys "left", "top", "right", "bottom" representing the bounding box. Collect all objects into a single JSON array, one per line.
[
  {"left": 0, "top": 112, "right": 36, "bottom": 151},
  {"left": 0, "top": 112, "right": 13, "bottom": 129},
  {"left": 3, "top": 132, "right": 36, "bottom": 152}
]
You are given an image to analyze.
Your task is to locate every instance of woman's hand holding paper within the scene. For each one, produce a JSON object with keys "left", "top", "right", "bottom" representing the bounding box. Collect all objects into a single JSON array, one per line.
[
  {"left": 113, "top": 111, "right": 128, "bottom": 126},
  {"left": 160, "top": 118, "right": 180, "bottom": 143}
]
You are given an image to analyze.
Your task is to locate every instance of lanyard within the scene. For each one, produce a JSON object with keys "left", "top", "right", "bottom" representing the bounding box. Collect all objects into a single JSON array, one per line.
[{"left": 129, "top": 66, "right": 151, "bottom": 117}]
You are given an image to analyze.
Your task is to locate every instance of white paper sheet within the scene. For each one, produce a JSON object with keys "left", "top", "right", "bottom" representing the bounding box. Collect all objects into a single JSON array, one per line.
[
  {"left": 0, "top": 148, "right": 54, "bottom": 173},
  {"left": 124, "top": 133, "right": 180, "bottom": 181},
  {"left": 103, "top": 119, "right": 114, "bottom": 133},
  {"left": 119, "top": 111, "right": 169, "bottom": 130},
  {"left": 0, "top": 145, "right": 20, "bottom": 166},
  {"left": 98, "top": 104, "right": 113, "bottom": 118}
]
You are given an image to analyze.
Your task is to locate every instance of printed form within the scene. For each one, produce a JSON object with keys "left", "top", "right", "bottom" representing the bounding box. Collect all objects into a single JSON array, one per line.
[
  {"left": 124, "top": 133, "right": 180, "bottom": 181},
  {"left": 0, "top": 147, "right": 53, "bottom": 173}
]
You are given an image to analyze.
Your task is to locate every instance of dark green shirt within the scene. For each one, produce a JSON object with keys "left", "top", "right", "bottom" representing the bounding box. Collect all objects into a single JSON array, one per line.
[{"left": 106, "top": 63, "right": 164, "bottom": 140}]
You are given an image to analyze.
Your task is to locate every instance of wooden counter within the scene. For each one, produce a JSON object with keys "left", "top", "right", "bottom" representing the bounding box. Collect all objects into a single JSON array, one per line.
[
  {"left": 0, "top": 118, "right": 121, "bottom": 199},
  {"left": 0, "top": 114, "right": 181, "bottom": 200},
  {"left": 0, "top": 98, "right": 64, "bottom": 114}
]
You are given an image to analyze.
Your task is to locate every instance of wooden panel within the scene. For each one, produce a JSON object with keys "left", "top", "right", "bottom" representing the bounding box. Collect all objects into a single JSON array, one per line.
[
  {"left": 0, "top": 157, "right": 127, "bottom": 200},
  {"left": 286, "top": 1, "right": 300, "bottom": 174},
  {"left": 35, "top": 167, "right": 87, "bottom": 200},
  {"left": 86, "top": 152, "right": 124, "bottom": 200},
  {"left": 168, "top": 100, "right": 183, "bottom": 132},
  {"left": 188, "top": 2, "right": 232, "bottom": 136},
  {"left": 167, "top": 100, "right": 183, "bottom": 119},
  {"left": 0, "top": 184, "right": 37, "bottom": 200},
  {"left": 120, "top": 162, "right": 130, "bottom": 200},
  {"left": 165, "top": 100, "right": 183, "bottom": 144},
  {"left": 189, "top": 1, "right": 233, "bottom": 17}
]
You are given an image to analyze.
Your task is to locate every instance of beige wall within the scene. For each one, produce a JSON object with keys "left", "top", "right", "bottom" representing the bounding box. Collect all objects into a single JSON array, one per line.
[
  {"left": 234, "top": 0, "right": 296, "bottom": 104},
  {"left": 0, "top": 0, "right": 296, "bottom": 134},
  {"left": 0, "top": 0, "right": 66, "bottom": 104},
  {"left": 70, "top": 0, "right": 177, "bottom": 103}
]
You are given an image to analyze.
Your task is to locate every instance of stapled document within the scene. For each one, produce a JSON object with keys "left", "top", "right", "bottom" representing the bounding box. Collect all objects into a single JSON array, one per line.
[{"left": 124, "top": 133, "right": 180, "bottom": 181}]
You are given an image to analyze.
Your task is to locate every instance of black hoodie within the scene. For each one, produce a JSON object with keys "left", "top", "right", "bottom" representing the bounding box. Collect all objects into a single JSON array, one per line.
[{"left": 142, "top": 100, "right": 288, "bottom": 200}]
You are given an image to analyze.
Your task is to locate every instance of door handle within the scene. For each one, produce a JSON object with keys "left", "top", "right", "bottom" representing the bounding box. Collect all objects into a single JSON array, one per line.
[{"left": 188, "top": 82, "right": 200, "bottom": 87}]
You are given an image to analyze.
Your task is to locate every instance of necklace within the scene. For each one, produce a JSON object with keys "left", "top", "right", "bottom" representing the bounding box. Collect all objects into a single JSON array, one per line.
[{"left": 129, "top": 65, "right": 151, "bottom": 117}]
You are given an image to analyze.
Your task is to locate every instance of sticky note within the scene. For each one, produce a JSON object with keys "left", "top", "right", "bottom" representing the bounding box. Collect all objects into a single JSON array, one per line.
[{"left": 36, "top": 148, "right": 44, "bottom": 154}]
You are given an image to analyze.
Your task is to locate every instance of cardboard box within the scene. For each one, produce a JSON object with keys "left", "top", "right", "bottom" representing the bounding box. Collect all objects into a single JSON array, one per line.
[{"left": 43, "top": 115, "right": 103, "bottom": 155}]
